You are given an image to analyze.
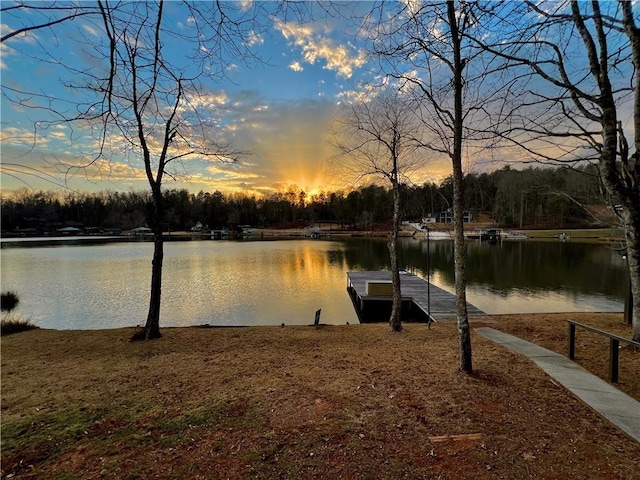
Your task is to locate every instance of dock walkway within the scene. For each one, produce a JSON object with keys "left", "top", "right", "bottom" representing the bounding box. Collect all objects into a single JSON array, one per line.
[{"left": 347, "top": 271, "right": 487, "bottom": 322}]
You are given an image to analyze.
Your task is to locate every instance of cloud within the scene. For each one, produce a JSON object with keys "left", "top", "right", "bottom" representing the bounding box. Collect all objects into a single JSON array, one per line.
[
  {"left": 0, "top": 22, "right": 40, "bottom": 69},
  {"left": 245, "top": 29, "right": 264, "bottom": 47},
  {"left": 274, "top": 19, "right": 366, "bottom": 79},
  {"left": 0, "top": 137, "right": 152, "bottom": 193},
  {"left": 85, "top": 158, "right": 148, "bottom": 182},
  {"left": 289, "top": 61, "right": 304, "bottom": 72},
  {"left": 184, "top": 92, "right": 345, "bottom": 194},
  {"left": 1, "top": 89, "right": 334, "bottom": 196},
  {"left": 239, "top": 0, "right": 253, "bottom": 11},
  {"left": 3, "top": 88, "right": 443, "bottom": 197},
  {"left": 1, "top": 22, "right": 40, "bottom": 44},
  {"left": 401, "top": 0, "right": 423, "bottom": 16},
  {"left": 336, "top": 78, "right": 386, "bottom": 104},
  {"left": 81, "top": 24, "right": 100, "bottom": 37},
  {"left": 0, "top": 126, "right": 44, "bottom": 147},
  {"left": 5, "top": 89, "right": 439, "bottom": 196},
  {"left": 181, "top": 90, "right": 228, "bottom": 111},
  {"left": 0, "top": 26, "right": 14, "bottom": 69}
]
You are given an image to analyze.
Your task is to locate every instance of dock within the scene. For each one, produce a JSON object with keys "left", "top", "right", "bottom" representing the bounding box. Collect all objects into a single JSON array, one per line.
[{"left": 347, "top": 271, "right": 488, "bottom": 323}]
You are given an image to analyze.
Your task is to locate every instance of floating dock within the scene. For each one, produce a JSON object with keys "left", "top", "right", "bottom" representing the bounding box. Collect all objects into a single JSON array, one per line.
[{"left": 347, "top": 271, "right": 488, "bottom": 323}]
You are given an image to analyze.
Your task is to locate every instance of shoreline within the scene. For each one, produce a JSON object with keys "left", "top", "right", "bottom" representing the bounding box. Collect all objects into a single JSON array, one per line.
[
  {"left": 1, "top": 226, "right": 625, "bottom": 244},
  {"left": 1, "top": 310, "right": 625, "bottom": 333}
]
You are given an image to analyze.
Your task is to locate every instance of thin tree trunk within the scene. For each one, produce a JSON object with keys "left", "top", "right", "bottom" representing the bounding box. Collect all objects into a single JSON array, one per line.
[
  {"left": 448, "top": 0, "right": 472, "bottom": 373},
  {"left": 144, "top": 230, "right": 163, "bottom": 339},
  {"left": 142, "top": 188, "right": 164, "bottom": 340},
  {"left": 389, "top": 179, "right": 403, "bottom": 332},
  {"left": 624, "top": 208, "right": 640, "bottom": 341},
  {"left": 453, "top": 162, "right": 471, "bottom": 371}
]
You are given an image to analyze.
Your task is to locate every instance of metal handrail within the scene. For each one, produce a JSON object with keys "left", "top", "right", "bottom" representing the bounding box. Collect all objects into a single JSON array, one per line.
[{"left": 567, "top": 320, "right": 640, "bottom": 383}]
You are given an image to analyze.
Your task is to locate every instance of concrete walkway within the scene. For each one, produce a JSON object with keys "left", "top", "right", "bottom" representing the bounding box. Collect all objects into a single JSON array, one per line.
[{"left": 476, "top": 327, "right": 640, "bottom": 443}]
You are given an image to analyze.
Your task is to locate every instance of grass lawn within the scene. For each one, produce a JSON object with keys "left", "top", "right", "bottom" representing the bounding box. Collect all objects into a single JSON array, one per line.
[{"left": 1, "top": 313, "right": 638, "bottom": 479}]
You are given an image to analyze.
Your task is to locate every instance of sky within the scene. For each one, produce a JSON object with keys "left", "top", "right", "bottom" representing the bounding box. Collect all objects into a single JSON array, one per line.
[
  {"left": 0, "top": 1, "right": 635, "bottom": 198},
  {"left": 2, "top": 1, "right": 454, "bottom": 197}
]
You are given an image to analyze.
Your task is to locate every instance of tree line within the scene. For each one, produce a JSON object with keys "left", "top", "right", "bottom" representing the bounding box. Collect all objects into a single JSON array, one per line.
[{"left": 1, "top": 164, "right": 608, "bottom": 235}]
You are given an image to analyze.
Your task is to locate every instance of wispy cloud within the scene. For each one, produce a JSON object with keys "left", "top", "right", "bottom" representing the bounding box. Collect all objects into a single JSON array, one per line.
[
  {"left": 179, "top": 90, "right": 228, "bottom": 112},
  {"left": 0, "top": 22, "right": 40, "bottom": 70},
  {"left": 0, "top": 126, "right": 41, "bottom": 147},
  {"left": 81, "top": 23, "right": 100, "bottom": 37}
]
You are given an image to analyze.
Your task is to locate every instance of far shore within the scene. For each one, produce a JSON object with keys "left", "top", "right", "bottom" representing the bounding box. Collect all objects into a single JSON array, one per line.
[
  {"left": 170, "top": 225, "right": 625, "bottom": 245},
  {"left": 247, "top": 225, "right": 624, "bottom": 242},
  {"left": 2, "top": 225, "right": 625, "bottom": 243}
]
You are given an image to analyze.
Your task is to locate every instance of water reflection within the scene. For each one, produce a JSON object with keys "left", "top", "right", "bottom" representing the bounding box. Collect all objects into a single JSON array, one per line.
[
  {"left": 0, "top": 238, "right": 625, "bottom": 330},
  {"left": 1, "top": 240, "right": 359, "bottom": 329},
  {"left": 173, "top": 241, "right": 356, "bottom": 327},
  {"left": 339, "top": 238, "right": 626, "bottom": 314}
]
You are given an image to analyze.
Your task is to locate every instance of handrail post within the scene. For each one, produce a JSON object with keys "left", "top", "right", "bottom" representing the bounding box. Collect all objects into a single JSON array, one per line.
[
  {"left": 609, "top": 338, "right": 620, "bottom": 383},
  {"left": 568, "top": 322, "right": 576, "bottom": 360}
]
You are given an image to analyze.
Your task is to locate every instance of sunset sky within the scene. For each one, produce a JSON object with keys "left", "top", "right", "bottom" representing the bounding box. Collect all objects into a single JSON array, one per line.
[
  {"left": 1, "top": 1, "right": 454, "bottom": 197},
  {"left": 1, "top": 2, "right": 634, "bottom": 198}
]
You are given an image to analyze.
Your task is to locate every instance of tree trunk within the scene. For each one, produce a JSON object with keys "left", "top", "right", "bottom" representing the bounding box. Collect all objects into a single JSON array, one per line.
[
  {"left": 142, "top": 188, "right": 164, "bottom": 340},
  {"left": 389, "top": 181, "right": 403, "bottom": 332},
  {"left": 453, "top": 163, "right": 472, "bottom": 371},
  {"left": 620, "top": 0, "right": 640, "bottom": 342},
  {"left": 623, "top": 208, "right": 640, "bottom": 341},
  {"left": 448, "top": 0, "right": 472, "bottom": 373},
  {"left": 143, "top": 230, "right": 164, "bottom": 339}
]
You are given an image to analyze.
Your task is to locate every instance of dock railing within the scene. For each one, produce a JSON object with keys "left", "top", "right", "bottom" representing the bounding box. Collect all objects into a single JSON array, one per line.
[{"left": 567, "top": 320, "right": 640, "bottom": 383}]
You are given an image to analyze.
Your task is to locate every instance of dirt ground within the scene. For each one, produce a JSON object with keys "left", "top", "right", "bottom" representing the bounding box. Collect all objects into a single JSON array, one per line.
[{"left": 1, "top": 313, "right": 638, "bottom": 479}]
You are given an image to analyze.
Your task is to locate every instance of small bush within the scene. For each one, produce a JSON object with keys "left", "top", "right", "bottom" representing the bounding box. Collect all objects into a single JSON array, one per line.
[
  {"left": 1, "top": 315, "right": 39, "bottom": 336},
  {"left": 1, "top": 291, "right": 20, "bottom": 312}
]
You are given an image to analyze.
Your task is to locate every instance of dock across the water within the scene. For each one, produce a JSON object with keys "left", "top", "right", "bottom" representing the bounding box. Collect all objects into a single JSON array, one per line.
[{"left": 347, "top": 271, "right": 487, "bottom": 323}]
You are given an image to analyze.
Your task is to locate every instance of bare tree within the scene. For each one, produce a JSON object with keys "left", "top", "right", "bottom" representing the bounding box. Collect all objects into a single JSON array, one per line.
[
  {"left": 99, "top": 2, "right": 256, "bottom": 339},
  {"left": 364, "top": 1, "right": 503, "bottom": 372},
  {"left": 1, "top": 1, "right": 284, "bottom": 339},
  {"left": 333, "top": 90, "right": 423, "bottom": 332},
  {"left": 476, "top": 0, "right": 640, "bottom": 341}
]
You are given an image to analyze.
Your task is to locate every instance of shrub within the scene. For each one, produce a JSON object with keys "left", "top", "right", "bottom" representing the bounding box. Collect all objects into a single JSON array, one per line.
[
  {"left": 1, "top": 291, "right": 20, "bottom": 312},
  {"left": 1, "top": 315, "right": 39, "bottom": 336}
]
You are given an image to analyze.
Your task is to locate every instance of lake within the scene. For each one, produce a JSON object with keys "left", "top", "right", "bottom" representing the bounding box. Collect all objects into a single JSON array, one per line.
[{"left": 0, "top": 237, "right": 627, "bottom": 330}]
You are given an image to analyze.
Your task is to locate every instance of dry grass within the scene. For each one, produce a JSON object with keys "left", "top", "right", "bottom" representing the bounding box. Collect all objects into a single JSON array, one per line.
[
  {"left": 1, "top": 313, "right": 638, "bottom": 479},
  {"left": 1, "top": 315, "right": 39, "bottom": 336}
]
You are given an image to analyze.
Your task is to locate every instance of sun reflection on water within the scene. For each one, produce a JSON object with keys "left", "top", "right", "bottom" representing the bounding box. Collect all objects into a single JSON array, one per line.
[{"left": 0, "top": 238, "right": 624, "bottom": 330}]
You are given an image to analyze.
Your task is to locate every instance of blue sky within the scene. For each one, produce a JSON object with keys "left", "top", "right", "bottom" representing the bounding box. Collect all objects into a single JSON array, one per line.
[{"left": 2, "top": 1, "right": 446, "bottom": 197}]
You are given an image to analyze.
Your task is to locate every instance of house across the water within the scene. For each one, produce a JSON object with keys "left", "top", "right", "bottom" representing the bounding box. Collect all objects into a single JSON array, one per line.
[{"left": 422, "top": 208, "right": 473, "bottom": 224}]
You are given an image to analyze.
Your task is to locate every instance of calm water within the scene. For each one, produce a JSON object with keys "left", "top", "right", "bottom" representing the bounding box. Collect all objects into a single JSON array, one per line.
[{"left": 0, "top": 237, "right": 627, "bottom": 329}]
